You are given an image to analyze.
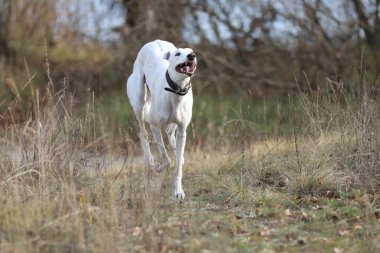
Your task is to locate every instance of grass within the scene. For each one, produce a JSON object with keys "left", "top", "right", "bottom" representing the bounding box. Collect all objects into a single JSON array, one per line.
[{"left": 1, "top": 69, "right": 380, "bottom": 252}]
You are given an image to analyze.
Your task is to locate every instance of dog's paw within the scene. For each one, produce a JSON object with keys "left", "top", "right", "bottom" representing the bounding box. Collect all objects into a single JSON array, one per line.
[
  {"left": 150, "top": 164, "right": 158, "bottom": 171},
  {"left": 155, "top": 160, "right": 171, "bottom": 173},
  {"left": 173, "top": 187, "right": 186, "bottom": 200},
  {"left": 174, "top": 192, "right": 186, "bottom": 200}
]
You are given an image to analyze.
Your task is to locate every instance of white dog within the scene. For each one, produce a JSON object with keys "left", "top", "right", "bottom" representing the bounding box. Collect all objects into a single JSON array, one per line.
[{"left": 126, "top": 40, "right": 197, "bottom": 199}]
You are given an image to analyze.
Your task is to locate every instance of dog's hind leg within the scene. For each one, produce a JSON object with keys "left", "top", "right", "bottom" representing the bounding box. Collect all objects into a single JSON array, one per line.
[
  {"left": 166, "top": 123, "right": 177, "bottom": 152},
  {"left": 137, "top": 116, "right": 154, "bottom": 169},
  {"left": 150, "top": 125, "right": 171, "bottom": 172},
  {"left": 127, "top": 68, "right": 154, "bottom": 169}
]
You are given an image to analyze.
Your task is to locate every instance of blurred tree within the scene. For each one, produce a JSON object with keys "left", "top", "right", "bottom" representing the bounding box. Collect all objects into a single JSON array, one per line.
[
  {"left": 0, "top": 0, "right": 11, "bottom": 57},
  {"left": 187, "top": 0, "right": 295, "bottom": 95},
  {"left": 12, "top": 0, "right": 57, "bottom": 44},
  {"left": 1, "top": 0, "right": 379, "bottom": 96},
  {"left": 351, "top": 0, "right": 380, "bottom": 69},
  {"left": 105, "top": 0, "right": 185, "bottom": 43},
  {"left": 186, "top": 0, "right": 380, "bottom": 94},
  {"left": 352, "top": 0, "right": 380, "bottom": 49}
]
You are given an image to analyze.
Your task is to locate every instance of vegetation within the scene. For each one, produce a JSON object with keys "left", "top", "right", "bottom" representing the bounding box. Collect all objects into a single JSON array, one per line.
[
  {"left": 1, "top": 69, "right": 380, "bottom": 252},
  {"left": 1, "top": 0, "right": 380, "bottom": 252}
]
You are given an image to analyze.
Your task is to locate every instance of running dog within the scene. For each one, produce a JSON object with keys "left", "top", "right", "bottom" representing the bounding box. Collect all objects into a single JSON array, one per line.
[{"left": 126, "top": 40, "right": 197, "bottom": 199}]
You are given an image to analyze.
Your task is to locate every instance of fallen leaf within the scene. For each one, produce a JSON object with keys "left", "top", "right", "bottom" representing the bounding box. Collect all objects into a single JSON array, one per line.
[
  {"left": 325, "top": 190, "right": 335, "bottom": 198},
  {"left": 255, "top": 208, "right": 261, "bottom": 216},
  {"left": 132, "top": 226, "right": 141, "bottom": 237},
  {"left": 301, "top": 210, "right": 309, "bottom": 222},
  {"left": 310, "top": 195, "right": 318, "bottom": 203},
  {"left": 285, "top": 208, "right": 292, "bottom": 216},
  {"left": 284, "top": 233, "right": 297, "bottom": 242},
  {"left": 160, "top": 244, "right": 168, "bottom": 253},
  {"left": 278, "top": 177, "right": 289, "bottom": 187},
  {"left": 260, "top": 226, "right": 271, "bottom": 237},
  {"left": 354, "top": 224, "right": 362, "bottom": 230},
  {"left": 193, "top": 188, "right": 210, "bottom": 197},
  {"left": 338, "top": 230, "right": 350, "bottom": 236},
  {"left": 177, "top": 220, "right": 188, "bottom": 232},
  {"left": 334, "top": 247, "right": 343, "bottom": 253},
  {"left": 328, "top": 212, "right": 339, "bottom": 222},
  {"left": 311, "top": 204, "right": 325, "bottom": 210}
]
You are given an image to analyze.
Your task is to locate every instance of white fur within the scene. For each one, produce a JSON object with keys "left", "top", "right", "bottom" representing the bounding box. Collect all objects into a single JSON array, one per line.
[{"left": 126, "top": 40, "right": 197, "bottom": 199}]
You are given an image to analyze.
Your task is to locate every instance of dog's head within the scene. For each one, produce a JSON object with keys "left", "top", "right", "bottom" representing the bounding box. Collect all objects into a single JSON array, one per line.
[{"left": 163, "top": 48, "right": 197, "bottom": 77}]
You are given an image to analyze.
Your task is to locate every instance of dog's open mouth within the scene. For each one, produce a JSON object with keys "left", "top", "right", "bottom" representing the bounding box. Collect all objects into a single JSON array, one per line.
[{"left": 175, "top": 61, "right": 197, "bottom": 77}]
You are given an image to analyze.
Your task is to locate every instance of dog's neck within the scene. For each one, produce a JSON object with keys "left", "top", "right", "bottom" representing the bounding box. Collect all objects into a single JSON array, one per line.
[
  {"left": 167, "top": 69, "right": 191, "bottom": 88},
  {"left": 165, "top": 69, "right": 192, "bottom": 96}
]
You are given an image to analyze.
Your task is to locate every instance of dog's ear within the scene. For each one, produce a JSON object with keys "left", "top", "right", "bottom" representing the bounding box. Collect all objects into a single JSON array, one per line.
[{"left": 163, "top": 51, "right": 171, "bottom": 60}]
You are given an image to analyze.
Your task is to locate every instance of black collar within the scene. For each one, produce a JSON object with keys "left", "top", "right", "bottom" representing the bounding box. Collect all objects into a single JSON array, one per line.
[{"left": 165, "top": 70, "right": 191, "bottom": 96}]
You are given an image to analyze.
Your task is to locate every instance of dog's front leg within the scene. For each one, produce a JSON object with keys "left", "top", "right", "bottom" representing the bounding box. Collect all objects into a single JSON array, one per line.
[{"left": 173, "top": 126, "right": 187, "bottom": 199}]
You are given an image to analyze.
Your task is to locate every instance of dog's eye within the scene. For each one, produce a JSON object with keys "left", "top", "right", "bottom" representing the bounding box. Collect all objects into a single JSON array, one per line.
[{"left": 175, "top": 52, "right": 181, "bottom": 56}]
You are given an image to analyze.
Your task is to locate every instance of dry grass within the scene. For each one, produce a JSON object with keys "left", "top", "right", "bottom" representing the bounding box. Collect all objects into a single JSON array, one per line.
[{"left": 1, "top": 74, "right": 380, "bottom": 252}]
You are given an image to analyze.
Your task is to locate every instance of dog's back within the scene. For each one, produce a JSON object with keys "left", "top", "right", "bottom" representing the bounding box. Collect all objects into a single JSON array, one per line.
[
  {"left": 134, "top": 40, "right": 176, "bottom": 88},
  {"left": 137, "top": 40, "right": 175, "bottom": 67},
  {"left": 127, "top": 40, "right": 176, "bottom": 116}
]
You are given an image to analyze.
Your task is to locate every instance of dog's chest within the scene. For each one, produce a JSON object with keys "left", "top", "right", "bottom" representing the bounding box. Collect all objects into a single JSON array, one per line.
[{"left": 149, "top": 97, "right": 192, "bottom": 126}]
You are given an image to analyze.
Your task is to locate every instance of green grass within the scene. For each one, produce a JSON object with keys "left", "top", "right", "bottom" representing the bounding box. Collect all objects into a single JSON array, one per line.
[
  {"left": 192, "top": 93, "right": 298, "bottom": 141},
  {"left": 82, "top": 91, "right": 300, "bottom": 147}
]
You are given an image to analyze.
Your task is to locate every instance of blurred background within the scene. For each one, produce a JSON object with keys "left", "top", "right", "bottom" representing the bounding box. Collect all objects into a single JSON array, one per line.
[{"left": 1, "top": 0, "right": 379, "bottom": 144}]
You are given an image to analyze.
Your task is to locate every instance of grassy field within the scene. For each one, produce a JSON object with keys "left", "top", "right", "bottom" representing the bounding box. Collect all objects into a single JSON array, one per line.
[{"left": 1, "top": 73, "right": 380, "bottom": 252}]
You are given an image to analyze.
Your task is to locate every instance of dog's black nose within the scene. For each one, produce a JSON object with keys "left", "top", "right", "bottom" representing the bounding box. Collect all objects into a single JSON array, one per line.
[{"left": 187, "top": 53, "right": 196, "bottom": 61}]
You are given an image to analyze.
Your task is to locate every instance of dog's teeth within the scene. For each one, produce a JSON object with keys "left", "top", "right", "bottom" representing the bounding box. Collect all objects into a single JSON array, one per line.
[{"left": 185, "top": 66, "right": 189, "bottom": 72}]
